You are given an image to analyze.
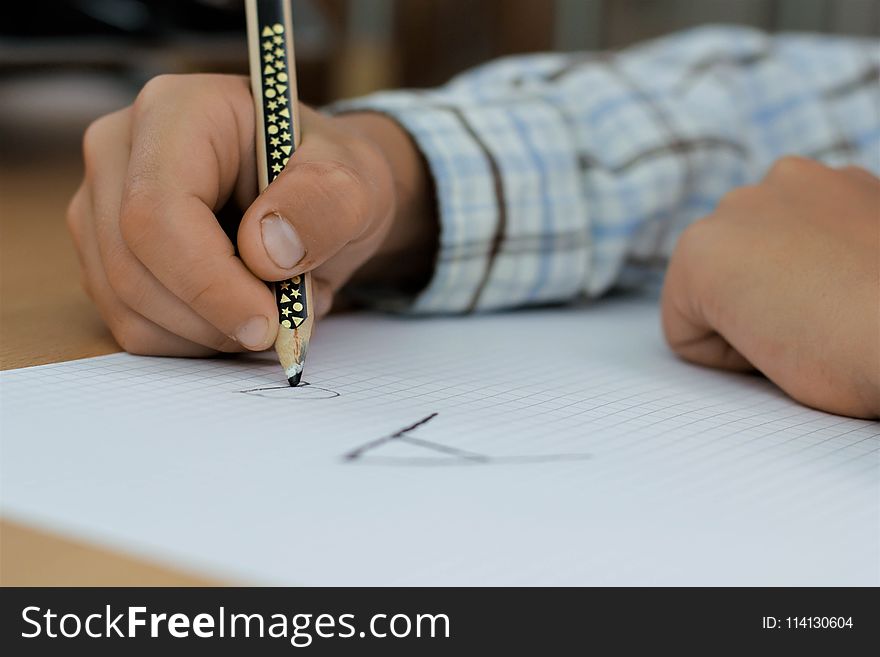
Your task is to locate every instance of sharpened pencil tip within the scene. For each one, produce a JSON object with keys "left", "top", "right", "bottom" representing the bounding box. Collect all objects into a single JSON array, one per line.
[{"left": 288, "top": 372, "right": 302, "bottom": 387}]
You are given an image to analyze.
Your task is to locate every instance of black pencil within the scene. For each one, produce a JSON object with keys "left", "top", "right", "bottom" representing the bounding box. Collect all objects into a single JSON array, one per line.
[{"left": 245, "top": 0, "right": 312, "bottom": 386}]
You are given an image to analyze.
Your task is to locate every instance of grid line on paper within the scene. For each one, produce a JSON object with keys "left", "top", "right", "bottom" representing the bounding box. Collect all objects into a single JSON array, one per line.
[{"left": 2, "top": 311, "right": 878, "bottom": 488}]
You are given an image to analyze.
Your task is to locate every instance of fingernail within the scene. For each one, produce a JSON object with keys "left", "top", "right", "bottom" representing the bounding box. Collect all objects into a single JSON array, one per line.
[
  {"left": 261, "top": 213, "right": 305, "bottom": 270},
  {"left": 235, "top": 316, "right": 269, "bottom": 349}
]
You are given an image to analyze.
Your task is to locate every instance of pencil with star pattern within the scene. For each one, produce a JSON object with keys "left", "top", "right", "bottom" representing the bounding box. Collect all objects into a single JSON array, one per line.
[{"left": 245, "top": 0, "right": 311, "bottom": 386}]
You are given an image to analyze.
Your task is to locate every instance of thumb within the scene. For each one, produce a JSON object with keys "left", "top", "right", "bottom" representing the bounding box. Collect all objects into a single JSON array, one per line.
[{"left": 237, "top": 138, "right": 377, "bottom": 282}]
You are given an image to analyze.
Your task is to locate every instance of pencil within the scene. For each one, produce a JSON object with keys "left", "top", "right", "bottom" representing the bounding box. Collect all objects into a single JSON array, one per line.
[{"left": 245, "top": 0, "right": 312, "bottom": 386}]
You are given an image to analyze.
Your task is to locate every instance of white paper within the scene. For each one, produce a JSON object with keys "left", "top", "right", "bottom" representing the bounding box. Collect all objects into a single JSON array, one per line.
[{"left": 2, "top": 296, "right": 878, "bottom": 585}]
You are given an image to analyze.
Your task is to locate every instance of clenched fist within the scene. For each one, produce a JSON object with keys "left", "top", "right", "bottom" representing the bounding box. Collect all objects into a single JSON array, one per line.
[
  {"left": 67, "top": 74, "right": 434, "bottom": 357},
  {"left": 662, "top": 157, "right": 880, "bottom": 419}
]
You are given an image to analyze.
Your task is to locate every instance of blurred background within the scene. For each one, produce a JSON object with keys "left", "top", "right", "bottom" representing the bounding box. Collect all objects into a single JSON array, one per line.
[
  {"left": 2, "top": 0, "right": 878, "bottom": 158},
  {"left": 1, "top": 1, "right": 878, "bottom": 363}
]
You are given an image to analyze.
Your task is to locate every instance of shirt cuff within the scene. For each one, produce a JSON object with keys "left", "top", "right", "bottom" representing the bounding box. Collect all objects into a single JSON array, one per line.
[{"left": 328, "top": 90, "right": 590, "bottom": 314}]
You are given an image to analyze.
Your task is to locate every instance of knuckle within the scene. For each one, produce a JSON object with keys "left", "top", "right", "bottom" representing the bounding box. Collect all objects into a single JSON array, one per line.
[
  {"left": 110, "top": 314, "right": 155, "bottom": 355},
  {"left": 177, "top": 271, "right": 221, "bottom": 309},
  {"left": 716, "top": 184, "right": 762, "bottom": 212},
  {"left": 81, "top": 115, "right": 113, "bottom": 178},
  {"left": 766, "top": 155, "right": 823, "bottom": 182},
  {"left": 674, "top": 217, "right": 719, "bottom": 259},
  {"left": 297, "top": 159, "right": 364, "bottom": 190},
  {"left": 133, "top": 74, "right": 183, "bottom": 114},
  {"left": 118, "top": 195, "right": 159, "bottom": 255},
  {"left": 675, "top": 219, "right": 702, "bottom": 251},
  {"left": 65, "top": 188, "right": 86, "bottom": 245},
  {"left": 102, "top": 247, "right": 143, "bottom": 303},
  {"left": 133, "top": 74, "right": 230, "bottom": 125}
]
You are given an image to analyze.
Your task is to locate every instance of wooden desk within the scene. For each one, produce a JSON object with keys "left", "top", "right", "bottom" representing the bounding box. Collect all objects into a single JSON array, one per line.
[{"left": 1, "top": 153, "right": 219, "bottom": 586}]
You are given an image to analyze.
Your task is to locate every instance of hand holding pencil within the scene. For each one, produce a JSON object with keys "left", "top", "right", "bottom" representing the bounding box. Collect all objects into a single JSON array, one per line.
[{"left": 66, "top": 59, "right": 435, "bottom": 368}]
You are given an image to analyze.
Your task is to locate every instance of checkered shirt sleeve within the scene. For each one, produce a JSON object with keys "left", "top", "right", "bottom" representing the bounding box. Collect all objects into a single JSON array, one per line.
[{"left": 331, "top": 26, "right": 880, "bottom": 313}]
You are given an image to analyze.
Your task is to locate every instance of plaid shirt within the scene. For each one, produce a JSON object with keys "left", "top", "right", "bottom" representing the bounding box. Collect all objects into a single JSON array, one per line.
[{"left": 334, "top": 26, "right": 880, "bottom": 313}]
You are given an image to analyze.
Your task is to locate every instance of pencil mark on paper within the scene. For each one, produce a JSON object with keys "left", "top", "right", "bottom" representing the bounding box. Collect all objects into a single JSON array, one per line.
[
  {"left": 343, "top": 413, "right": 592, "bottom": 466},
  {"left": 237, "top": 381, "right": 341, "bottom": 400}
]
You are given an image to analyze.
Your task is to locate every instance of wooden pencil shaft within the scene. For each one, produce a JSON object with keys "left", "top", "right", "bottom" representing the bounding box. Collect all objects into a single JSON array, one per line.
[
  {"left": 245, "top": 0, "right": 302, "bottom": 190},
  {"left": 245, "top": 0, "right": 312, "bottom": 380}
]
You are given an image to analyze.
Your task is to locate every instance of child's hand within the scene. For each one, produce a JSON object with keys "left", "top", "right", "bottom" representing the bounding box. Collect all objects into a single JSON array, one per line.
[
  {"left": 662, "top": 157, "right": 880, "bottom": 419},
  {"left": 67, "top": 74, "right": 431, "bottom": 356}
]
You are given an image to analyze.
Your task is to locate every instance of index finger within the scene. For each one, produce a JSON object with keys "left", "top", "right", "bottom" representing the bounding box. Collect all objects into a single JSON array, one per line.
[{"left": 119, "top": 74, "right": 275, "bottom": 349}]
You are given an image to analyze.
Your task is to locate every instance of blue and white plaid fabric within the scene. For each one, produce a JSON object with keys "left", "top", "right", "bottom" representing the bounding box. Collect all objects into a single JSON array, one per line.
[{"left": 333, "top": 26, "right": 880, "bottom": 314}]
